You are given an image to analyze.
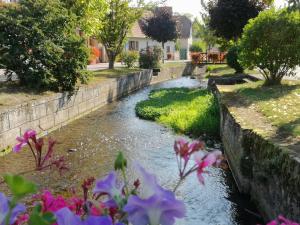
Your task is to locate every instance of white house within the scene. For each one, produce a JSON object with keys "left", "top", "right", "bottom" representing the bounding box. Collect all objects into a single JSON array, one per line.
[{"left": 124, "top": 7, "right": 193, "bottom": 60}]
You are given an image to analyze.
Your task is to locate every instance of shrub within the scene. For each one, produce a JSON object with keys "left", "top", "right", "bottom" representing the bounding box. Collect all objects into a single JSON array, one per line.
[
  {"left": 226, "top": 46, "right": 244, "bottom": 73},
  {"left": 239, "top": 9, "right": 300, "bottom": 85},
  {"left": 139, "top": 46, "right": 163, "bottom": 69},
  {"left": 120, "top": 51, "right": 139, "bottom": 68},
  {"left": 0, "top": 0, "right": 89, "bottom": 92},
  {"left": 189, "top": 42, "right": 203, "bottom": 53}
]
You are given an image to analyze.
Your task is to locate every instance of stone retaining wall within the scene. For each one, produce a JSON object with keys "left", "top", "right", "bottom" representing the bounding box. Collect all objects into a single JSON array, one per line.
[
  {"left": 0, "top": 65, "right": 191, "bottom": 150},
  {"left": 214, "top": 86, "right": 300, "bottom": 221}
]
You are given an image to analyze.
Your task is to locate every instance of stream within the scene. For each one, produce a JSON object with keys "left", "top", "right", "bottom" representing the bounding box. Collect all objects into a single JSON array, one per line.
[{"left": 0, "top": 77, "right": 262, "bottom": 225}]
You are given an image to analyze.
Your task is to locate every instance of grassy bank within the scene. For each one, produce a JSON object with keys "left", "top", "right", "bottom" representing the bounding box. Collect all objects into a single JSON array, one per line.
[
  {"left": 205, "top": 65, "right": 259, "bottom": 78},
  {"left": 135, "top": 88, "right": 220, "bottom": 137},
  {"left": 220, "top": 80, "right": 300, "bottom": 138}
]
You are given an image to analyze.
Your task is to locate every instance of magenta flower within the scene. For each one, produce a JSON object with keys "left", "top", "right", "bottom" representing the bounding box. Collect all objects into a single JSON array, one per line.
[
  {"left": 40, "top": 190, "right": 68, "bottom": 213},
  {"left": 13, "top": 129, "right": 37, "bottom": 152},
  {"left": 124, "top": 164, "right": 186, "bottom": 225},
  {"left": 267, "top": 215, "right": 299, "bottom": 225},
  {"left": 55, "top": 207, "right": 121, "bottom": 225},
  {"left": 174, "top": 138, "right": 204, "bottom": 163},
  {"left": 0, "top": 192, "right": 26, "bottom": 225},
  {"left": 194, "top": 150, "right": 222, "bottom": 184},
  {"left": 93, "top": 172, "right": 123, "bottom": 199}
]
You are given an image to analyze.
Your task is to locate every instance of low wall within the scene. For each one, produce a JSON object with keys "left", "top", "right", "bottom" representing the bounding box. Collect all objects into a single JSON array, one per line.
[
  {"left": 215, "top": 87, "right": 300, "bottom": 221},
  {"left": 0, "top": 65, "right": 191, "bottom": 150}
]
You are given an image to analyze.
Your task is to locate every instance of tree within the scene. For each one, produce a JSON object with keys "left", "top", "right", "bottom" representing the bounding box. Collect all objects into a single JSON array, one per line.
[
  {"left": 140, "top": 7, "right": 178, "bottom": 63},
  {"left": 97, "top": 0, "right": 143, "bottom": 69},
  {"left": 239, "top": 9, "right": 300, "bottom": 85},
  {"left": 0, "top": 0, "right": 88, "bottom": 92},
  {"left": 208, "top": 0, "right": 268, "bottom": 41},
  {"left": 63, "top": 0, "right": 108, "bottom": 36}
]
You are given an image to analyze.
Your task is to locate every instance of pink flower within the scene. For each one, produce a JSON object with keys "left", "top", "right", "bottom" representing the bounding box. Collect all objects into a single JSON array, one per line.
[
  {"left": 174, "top": 138, "right": 204, "bottom": 163},
  {"left": 267, "top": 215, "right": 300, "bottom": 225},
  {"left": 194, "top": 150, "right": 222, "bottom": 184},
  {"left": 40, "top": 190, "right": 68, "bottom": 212},
  {"left": 13, "top": 129, "right": 37, "bottom": 152}
]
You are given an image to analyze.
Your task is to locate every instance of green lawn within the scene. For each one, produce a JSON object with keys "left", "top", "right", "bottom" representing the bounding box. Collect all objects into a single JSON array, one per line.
[
  {"left": 161, "top": 62, "right": 187, "bottom": 68},
  {"left": 205, "top": 65, "right": 259, "bottom": 78},
  {"left": 135, "top": 88, "right": 220, "bottom": 137},
  {"left": 223, "top": 81, "right": 300, "bottom": 137}
]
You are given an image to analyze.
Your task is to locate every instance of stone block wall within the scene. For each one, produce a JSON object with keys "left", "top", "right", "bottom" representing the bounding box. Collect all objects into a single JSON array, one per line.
[
  {"left": 215, "top": 87, "right": 300, "bottom": 221},
  {"left": 0, "top": 65, "right": 190, "bottom": 150}
]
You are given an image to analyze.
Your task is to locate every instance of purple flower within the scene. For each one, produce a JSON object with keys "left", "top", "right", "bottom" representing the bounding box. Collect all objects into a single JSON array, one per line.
[
  {"left": 124, "top": 164, "right": 186, "bottom": 225},
  {"left": 55, "top": 207, "right": 119, "bottom": 225},
  {"left": 0, "top": 193, "right": 26, "bottom": 225},
  {"left": 93, "top": 172, "right": 123, "bottom": 199},
  {"left": 13, "top": 129, "right": 37, "bottom": 152}
]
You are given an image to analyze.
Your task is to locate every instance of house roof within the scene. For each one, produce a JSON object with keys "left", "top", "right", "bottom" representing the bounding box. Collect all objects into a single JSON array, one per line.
[{"left": 128, "top": 7, "right": 192, "bottom": 40}]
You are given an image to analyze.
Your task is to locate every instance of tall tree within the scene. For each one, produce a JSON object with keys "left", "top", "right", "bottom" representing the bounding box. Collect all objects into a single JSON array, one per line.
[
  {"left": 140, "top": 7, "right": 178, "bottom": 63},
  {"left": 207, "top": 0, "right": 269, "bottom": 41},
  {"left": 97, "top": 0, "right": 143, "bottom": 69},
  {"left": 63, "top": 0, "right": 108, "bottom": 36}
]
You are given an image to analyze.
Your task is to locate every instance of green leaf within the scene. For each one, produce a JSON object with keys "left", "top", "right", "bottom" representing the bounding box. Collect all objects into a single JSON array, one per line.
[
  {"left": 4, "top": 174, "right": 37, "bottom": 199},
  {"left": 114, "top": 152, "right": 127, "bottom": 171},
  {"left": 28, "top": 205, "right": 56, "bottom": 225}
]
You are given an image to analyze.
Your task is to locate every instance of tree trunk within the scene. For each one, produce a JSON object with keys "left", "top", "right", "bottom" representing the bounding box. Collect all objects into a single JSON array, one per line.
[
  {"left": 162, "top": 42, "right": 165, "bottom": 64},
  {"left": 108, "top": 52, "right": 115, "bottom": 69}
]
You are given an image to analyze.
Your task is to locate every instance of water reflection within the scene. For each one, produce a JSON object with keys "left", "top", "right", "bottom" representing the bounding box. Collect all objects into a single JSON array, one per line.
[{"left": 0, "top": 77, "right": 262, "bottom": 224}]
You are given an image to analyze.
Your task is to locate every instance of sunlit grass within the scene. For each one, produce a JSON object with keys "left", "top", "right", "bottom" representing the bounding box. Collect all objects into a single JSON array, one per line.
[
  {"left": 205, "top": 65, "right": 259, "bottom": 78},
  {"left": 135, "top": 88, "right": 220, "bottom": 137},
  {"left": 228, "top": 81, "right": 300, "bottom": 137}
]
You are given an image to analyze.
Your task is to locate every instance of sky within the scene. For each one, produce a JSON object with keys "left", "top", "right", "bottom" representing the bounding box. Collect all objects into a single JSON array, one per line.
[{"left": 163, "top": 0, "right": 287, "bottom": 19}]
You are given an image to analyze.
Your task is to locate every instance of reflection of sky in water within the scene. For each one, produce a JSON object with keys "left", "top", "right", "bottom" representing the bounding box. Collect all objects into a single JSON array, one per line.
[{"left": 0, "top": 78, "right": 262, "bottom": 225}]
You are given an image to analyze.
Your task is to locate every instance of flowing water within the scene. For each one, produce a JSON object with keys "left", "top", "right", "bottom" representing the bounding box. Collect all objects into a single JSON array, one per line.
[{"left": 0, "top": 77, "right": 262, "bottom": 225}]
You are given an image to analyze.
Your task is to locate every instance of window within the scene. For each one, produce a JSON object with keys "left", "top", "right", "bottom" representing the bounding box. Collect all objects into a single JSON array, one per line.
[
  {"left": 167, "top": 46, "right": 171, "bottom": 53},
  {"left": 129, "top": 41, "right": 139, "bottom": 51}
]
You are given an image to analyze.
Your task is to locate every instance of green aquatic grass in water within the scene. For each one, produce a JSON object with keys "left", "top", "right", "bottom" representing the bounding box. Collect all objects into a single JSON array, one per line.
[{"left": 135, "top": 88, "right": 220, "bottom": 137}]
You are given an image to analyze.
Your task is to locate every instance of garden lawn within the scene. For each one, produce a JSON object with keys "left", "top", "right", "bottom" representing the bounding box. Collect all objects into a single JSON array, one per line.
[
  {"left": 220, "top": 81, "right": 300, "bottom": 137},
  {"left": 205, "top": 65, "right": 259, "bottom": 78},
  {"left": 135, "top": 88, "right": 220, "bottom": 137}
]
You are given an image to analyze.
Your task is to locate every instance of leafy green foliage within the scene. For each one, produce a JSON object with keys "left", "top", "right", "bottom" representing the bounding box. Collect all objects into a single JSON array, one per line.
[
  {"left": 239, "top": 9, "right": 300, "bottom": 85},
  {"left": 114, "top": 152, "right": 127, "bottom": 171},
  {"left": 192, "top": 18, "right": 217, "bottom": 50},
  {"left": 29, "top": 205, "right": 56, "bottom": 225},
  {"left": 135, "top": 88, "right": 220, "bottom": 137},
  {"left": 120, "top": 51, "right": 139, "bottom": 68},
  {"left": 189, "top": 42, "right": 204, "bottom": 53},
  {"left": 0, "top": 0, "right": 89, "bottom": 92},
  {"left": 4, "top": 174, "right": 37, "bottom": 200},
  {"left": 139, "top": 46, "right": 163, "bottom": 69},
  {"left": 97, "top": 0, "right": 143, "bottom": 69},
  {"left": 140, "top": 7, "right": 178, "bottom": 57},
  {"left": 208, "top": 0, "right": 267, "bottom": 40},
  {"left": 63, "top": 0, "right": 108, "bottom": 36},
  {"left": 226, "top": 46, "right": 244, "bottom": 73}
]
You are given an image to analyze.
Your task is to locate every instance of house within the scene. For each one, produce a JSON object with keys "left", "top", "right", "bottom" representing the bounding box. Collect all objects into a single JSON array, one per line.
[{"left": 124, "top": 7, "right": 193, "bottom": 60}]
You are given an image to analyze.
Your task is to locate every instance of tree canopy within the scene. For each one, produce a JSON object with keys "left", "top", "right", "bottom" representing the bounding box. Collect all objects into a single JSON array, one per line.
[
  {"left": 239, "top": 9, "right": 300, "bottom": 85},
  {"left": 97, "top": 0, "right": 143, "bottom": 69},
  {"left": 0, "top": 0, "right": 88, "bottom": 92},
  {"left": 140, "top": 7, "right": 178, "bottom": 61},
  {"left": 207, "top": 0, "right": 268, "bottom": 40}
]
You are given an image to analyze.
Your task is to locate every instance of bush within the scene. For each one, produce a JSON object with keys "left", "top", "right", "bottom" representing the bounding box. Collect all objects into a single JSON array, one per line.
[
  {"left": 239, "top": 9, "right": 300, "bottom": 85},
  {"left": 226, "top": 46, "right": 244, "bottom": 73},
  {"left": 120, "top": 51, "right": 139, "bottom": 68},
  {"left": 0, "top": 0, "right": 89, "bottom": 92},
  {"left": 139, "top": 46, "right": 163, "bottom": 69},
  {"left": 189, "top": 42, "right": 203, "bottom": 52}
]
